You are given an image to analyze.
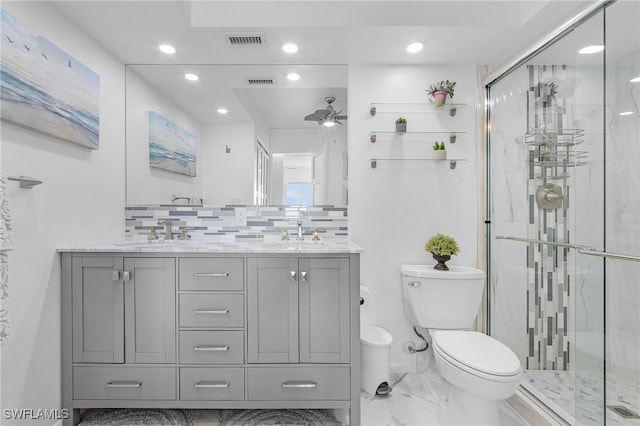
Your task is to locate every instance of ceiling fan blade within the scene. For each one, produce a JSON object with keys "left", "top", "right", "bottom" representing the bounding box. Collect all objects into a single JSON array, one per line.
[
  {"left": 335, "top": 115, "right": 348, "bottom": 120},
  {"left": 304, "top": 112, "right": 325, "bottom": 121}
]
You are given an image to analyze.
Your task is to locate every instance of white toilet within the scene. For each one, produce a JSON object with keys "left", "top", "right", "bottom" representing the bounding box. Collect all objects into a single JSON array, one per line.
[
  {"left": 360, "top": 285, "right": 393, "bottom": 395},
  {"left": 400, "top": 264, "right": 522, "bottom": 425}
]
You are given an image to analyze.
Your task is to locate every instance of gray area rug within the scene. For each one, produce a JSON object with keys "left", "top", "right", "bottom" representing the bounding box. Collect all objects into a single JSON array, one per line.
[
  {"left": 79, "top": 408, "right": 192, "bottom": 425},
  {"left": 219, "top": 409, "right": 341, "bottom": 426}
]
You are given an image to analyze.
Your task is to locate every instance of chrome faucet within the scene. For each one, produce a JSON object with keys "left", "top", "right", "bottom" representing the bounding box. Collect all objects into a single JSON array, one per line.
[
  {"left": 297, "top": 217, "right": 304, "bottom": 241},
  {"left": 157, "top": 219, "right": 176, "bottom": 240}
]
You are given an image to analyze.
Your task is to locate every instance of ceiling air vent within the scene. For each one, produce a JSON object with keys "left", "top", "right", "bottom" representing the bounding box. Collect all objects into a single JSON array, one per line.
[
  {"left": 247, "top": 78, "right": 277, "bottom": 86},
  {"left": 225, "top": 33, "right": 267, "bottom": 47}
]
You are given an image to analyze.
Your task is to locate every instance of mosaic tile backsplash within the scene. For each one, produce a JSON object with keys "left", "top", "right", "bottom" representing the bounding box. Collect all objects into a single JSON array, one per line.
[{"left": 125, "top": 205, "right": 348, "bottom": 242}]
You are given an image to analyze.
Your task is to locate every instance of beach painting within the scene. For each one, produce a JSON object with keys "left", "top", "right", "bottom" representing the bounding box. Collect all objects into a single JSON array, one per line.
[
  {"left": 148, "top": 111, "right": 196, "bottom": 177},
  {"left": 0, "top": 9, "right": 100, "bottom": 149}
]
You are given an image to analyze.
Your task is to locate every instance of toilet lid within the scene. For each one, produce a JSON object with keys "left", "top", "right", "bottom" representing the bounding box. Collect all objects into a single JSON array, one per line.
[
  {"left": 361, "top": 325, "right": 393, "bottom": 347},
  {"left": 433, "top": 330, "right": 521, "bottom": 376}
]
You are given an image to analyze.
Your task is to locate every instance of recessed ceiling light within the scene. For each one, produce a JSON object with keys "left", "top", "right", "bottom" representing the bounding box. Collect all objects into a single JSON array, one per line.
[
  {"left": 159, "top": 44, "right": 176, "bottom": 54},
  {"left": 185, "top": 73, "right": 199, "bottom": 81},
  {"left": 286, "top": 72, "right": 301, "bottom": 81},
  {"left": 217, "top": 108, "right": 228, "bottom": 115},
  {"left": 282, "top": 43, "right": 298, "bottom": 54},
  {"left": 619, "top": 111, "right": 634, "bottom": 116},
  {"left": 406, "top": 42, "right": 424, "bottom": 53},
  {"left": 578, "top": 45, "right": 604, "bottom": 55},
  {"left": 631, "top": 76, "right": 640, "bottom": 83}
]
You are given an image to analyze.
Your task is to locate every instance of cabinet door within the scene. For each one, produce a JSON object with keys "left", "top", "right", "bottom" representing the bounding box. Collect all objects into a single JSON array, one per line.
[
  {"left": 72, "top": 256, "right": 124, "bottom": 363},
  {"left": 124, "top": 258, "right": 176, "bottom": 363},
  {"left": 299, "top": 258, "right": 350, "bottom": 363},
  {"left": 248, "top": 257, "right": 299, "bottom": 363}
]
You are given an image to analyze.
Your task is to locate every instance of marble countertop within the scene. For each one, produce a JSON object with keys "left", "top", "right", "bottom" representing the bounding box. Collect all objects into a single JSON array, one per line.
[{"left": 57, "top": 238, "right": 363, "bottom": 254}]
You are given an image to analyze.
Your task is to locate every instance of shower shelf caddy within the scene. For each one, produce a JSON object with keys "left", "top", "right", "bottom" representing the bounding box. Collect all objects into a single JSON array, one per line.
[
  {"left": 367, "top": 101, "right": 466, "bottom": 170},
  {"left": 525, "top": 128, "right": 587, "bottom": 180}
]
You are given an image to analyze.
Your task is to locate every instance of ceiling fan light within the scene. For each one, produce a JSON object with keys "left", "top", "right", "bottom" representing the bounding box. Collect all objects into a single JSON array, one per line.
[
  {"left": 631, "top": 76, "right": 640, "bottom": 83},
  {"left": 406, "top": 42, "right": 424, "bottom": 53},
  {"left": 323, "top": 120, "right": 336, "bottom": 127}
]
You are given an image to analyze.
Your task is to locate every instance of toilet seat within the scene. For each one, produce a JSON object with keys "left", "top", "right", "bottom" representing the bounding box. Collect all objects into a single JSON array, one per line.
[
  {"left": 432, "top": 330, "right": 521, "bottom": 380},
  {"left": 361, "top": 325, "right": 393, "bottom": 348}
]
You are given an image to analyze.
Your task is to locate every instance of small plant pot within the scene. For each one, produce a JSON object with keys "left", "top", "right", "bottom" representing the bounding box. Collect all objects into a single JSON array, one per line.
[
  {"left": 433, "top": 150, "right": 447, "bottom": 160},
  {"left": 395, "top": 123, "right": 407, "bottom": 134},
  {"left": 433, "top": 91, "right": 448, "bottom": 106},
  {"left": 432, "top": 253, "right": 451, "bottom": 271}
]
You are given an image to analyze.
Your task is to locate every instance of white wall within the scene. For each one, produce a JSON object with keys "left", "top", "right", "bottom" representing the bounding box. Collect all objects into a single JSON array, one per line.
[
  {"left": 126, "top": 70, "right": 203, "bottom": 204},
  {"left": 348, "top": 64, "right": 478, "bottom": 370},
  {"left": 0, "top": 2, "right": 125, "bottom": 424},
  {"left": 202, "top": 124, "right": 255, "bottom": 205}
]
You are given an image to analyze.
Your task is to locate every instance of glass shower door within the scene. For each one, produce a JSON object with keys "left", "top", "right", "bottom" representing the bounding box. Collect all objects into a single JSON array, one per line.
[
  {"left": 486, "top": 6, "right": 608, "bottom": 424},
  {"left": 601, "top": 2, "right": 640, "bottom": 423}
]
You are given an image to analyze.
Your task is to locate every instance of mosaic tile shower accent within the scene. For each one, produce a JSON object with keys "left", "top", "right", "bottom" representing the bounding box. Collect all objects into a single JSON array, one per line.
[
  {"left": 525, "top": 64, "right": 583, "bottom": 371},
  {"left": 125, "top": 205, "right": 348, "bottom": 242}
]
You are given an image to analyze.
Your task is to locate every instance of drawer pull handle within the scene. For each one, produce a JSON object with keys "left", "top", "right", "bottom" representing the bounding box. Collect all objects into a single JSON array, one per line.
[
  {"left": 105, "top": 381, "right": 142, "bottom": 388},
  {"left": 282, "top": 381, "right": 317, "bottom": 389},
  {"left": 193, "top": 272, "right": 229, "bottom": 277},
  {"left": 194, "top": 381, "right": 230, "bottom": 389},
  {"left": 193, "top": 345, "right": 229, "bottom": 352},
  {"left": 193, "top": 309, "right": 229, "bottom": 315}
]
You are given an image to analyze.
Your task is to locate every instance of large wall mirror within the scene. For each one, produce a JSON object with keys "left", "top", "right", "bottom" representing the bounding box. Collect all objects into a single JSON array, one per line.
[{"left": 125, "top": 64, "right": 348, "bottom": 207}]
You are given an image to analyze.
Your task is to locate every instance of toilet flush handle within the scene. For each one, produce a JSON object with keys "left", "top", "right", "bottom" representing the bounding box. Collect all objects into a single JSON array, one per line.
[{"left": 407, "top": 281, "right": 421, "bottom": 287}]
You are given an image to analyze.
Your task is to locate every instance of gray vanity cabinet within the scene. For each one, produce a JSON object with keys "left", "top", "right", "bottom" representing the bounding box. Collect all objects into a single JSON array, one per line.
[
  {"left": 71, "top": 256, "right": 176, "bottom": 364},
  {"left": 247, "top": 257, "right": 350, "bottom": 364}
]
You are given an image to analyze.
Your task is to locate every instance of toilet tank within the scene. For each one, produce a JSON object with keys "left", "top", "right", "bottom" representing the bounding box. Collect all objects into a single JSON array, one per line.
[{"left": 401, "top": 264, "right": 485, "bottom": 329}]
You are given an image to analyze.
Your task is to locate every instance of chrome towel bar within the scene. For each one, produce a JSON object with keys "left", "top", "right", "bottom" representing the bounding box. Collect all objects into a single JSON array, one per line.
[
  {"left": 496, "top": 235, "right": 640, "bottom": 262},
  {"left": 7, "top": 175, "right": 42, "bottom": 189}
]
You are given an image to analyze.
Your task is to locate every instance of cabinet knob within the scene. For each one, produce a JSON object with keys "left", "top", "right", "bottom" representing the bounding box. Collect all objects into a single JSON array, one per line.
[
  {"left": 290, "top": 271, "right": 297, "bottom": 282},
  {"left": 122, "top": 271, "right": 131, "bottom": 282},
  {"left": 300, "top": 271, "right": 307, "bottom": 282},
  {"left": 112, "top": 270, "right": 120, "bottom": 281}
]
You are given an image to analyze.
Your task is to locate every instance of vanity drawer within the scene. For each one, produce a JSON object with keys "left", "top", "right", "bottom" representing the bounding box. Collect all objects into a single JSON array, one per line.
[
  {"left": 179, "top": 258, "right": 244, "bottom": 291},
  {"left": 179, "top": 331, "right": 244, "bottom": 364},
  {"left": 179, "top": 294, "right": 244, "bottom": 328},
  {"left": 73, "top": 366, "right": 176, "bottom": 400},
  {"left": 179, "top": 367, "right": 245, "bottom": 400},
  {"left": 247, "top": 367, "right": 350, "bottom": 401}
]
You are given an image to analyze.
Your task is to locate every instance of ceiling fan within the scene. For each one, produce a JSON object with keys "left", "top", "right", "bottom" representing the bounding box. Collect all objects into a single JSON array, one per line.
[{"left": 304, "top": 96, "right": 347, "bottom": 127}]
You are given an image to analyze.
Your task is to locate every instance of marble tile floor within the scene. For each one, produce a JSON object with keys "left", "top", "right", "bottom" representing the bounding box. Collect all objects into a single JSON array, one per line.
[{"left": 189, "top": 372, "right": 545, "bottom": 426}]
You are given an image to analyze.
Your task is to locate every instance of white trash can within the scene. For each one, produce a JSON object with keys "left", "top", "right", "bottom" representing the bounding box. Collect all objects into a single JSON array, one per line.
[{"left": 360, "top": 324, "right": 393, "bottom": 395}]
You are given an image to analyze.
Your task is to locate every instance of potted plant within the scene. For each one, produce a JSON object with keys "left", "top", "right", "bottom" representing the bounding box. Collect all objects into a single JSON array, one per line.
[
  {"left": 424, "top": 233, "right": 460, "bottom": 271},
  {"left": 426, "top": 79, "right": 456, "bottom": 106},
  {"left": 395, "top": 117, "right": 407, "bottom": 134},
  {"left": 433, "top": 141, "right": 446, "bottom": 160}
]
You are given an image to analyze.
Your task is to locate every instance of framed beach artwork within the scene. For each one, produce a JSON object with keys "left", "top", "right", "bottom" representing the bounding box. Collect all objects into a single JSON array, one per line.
[
  {"left": 148, "top": 111, "right": 197, "bottom": 177},
  {"left": 0, "top": 9, "right": 100, "bottom": 149}
]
